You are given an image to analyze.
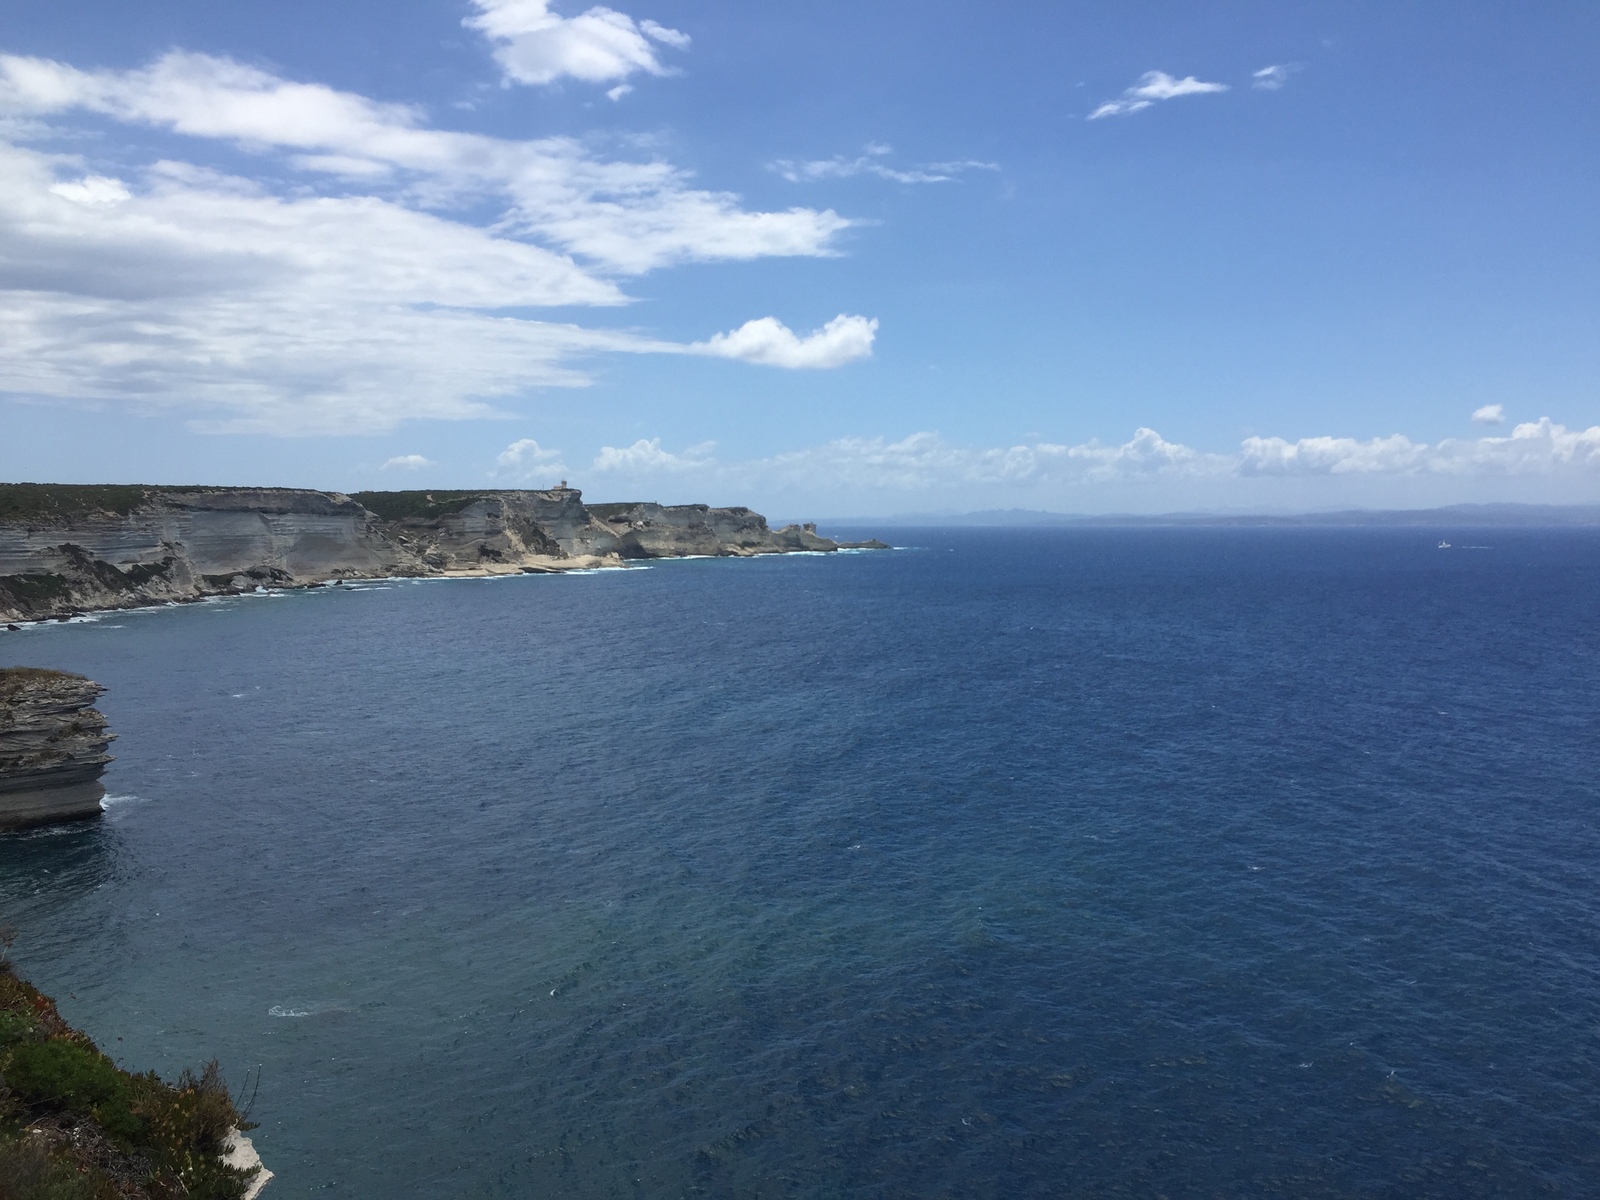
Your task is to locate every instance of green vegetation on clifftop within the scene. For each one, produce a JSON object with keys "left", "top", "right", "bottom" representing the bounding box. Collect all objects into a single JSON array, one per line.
[
  {"left": 0, "top": 486, "right": 157, "bottom": 522},
  {"left": 0, "top": 961, "right": 255, "bottom": 1200},
  {"left": 349, "top": 490, "right": 492, "bottom": 521}
]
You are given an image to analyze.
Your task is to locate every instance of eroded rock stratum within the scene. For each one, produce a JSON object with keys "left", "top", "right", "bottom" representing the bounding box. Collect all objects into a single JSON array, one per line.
[{"left": 0, "top": 667, "right": 114, "bottom": 830}]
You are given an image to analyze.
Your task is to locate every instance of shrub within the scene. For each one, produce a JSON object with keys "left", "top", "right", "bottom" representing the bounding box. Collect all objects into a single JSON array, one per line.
[
  {"left": 0, "top": 1132, "right": 104, "bottom": 1200},
  {"left": 3, "top": 1042, "right": 140, "bottom": 1144},
  {"left": 351, "top": 489, "right": 488, "bottom": 521},
  {"left": 0, "top": 486, "right": 154, "bottom": 522},
  {"left": 0, "top": 967, "right": 254, "bottom": 1200}
]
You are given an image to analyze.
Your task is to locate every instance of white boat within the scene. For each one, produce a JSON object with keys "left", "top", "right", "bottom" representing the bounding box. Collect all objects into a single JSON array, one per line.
[{"left": 1438, "top": 540, "right": 1451, "bottom": 549}]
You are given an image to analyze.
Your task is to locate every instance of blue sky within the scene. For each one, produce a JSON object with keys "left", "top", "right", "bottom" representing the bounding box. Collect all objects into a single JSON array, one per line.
[{"left": 1, "top": 1, "right": 1597, "bottom": 514}]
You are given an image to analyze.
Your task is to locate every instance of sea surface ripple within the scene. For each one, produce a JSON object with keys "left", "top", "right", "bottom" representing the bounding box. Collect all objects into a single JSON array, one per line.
[{"left": 2, "top": 527, "right": 1598, "bottom": 1198}]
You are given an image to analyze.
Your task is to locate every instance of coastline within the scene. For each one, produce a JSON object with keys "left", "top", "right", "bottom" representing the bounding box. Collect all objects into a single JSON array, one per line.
[
  {"left": 0, "top": 484, "right": 888, "bottom": 626},
  {"left": 0, "top": 542, "right": 892, "bottom": 633}
]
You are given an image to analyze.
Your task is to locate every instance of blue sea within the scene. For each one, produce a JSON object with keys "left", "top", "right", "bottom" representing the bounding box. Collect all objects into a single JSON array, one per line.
[{"left": 3, "top": 527, "right": 1599, "bottom": 1198}]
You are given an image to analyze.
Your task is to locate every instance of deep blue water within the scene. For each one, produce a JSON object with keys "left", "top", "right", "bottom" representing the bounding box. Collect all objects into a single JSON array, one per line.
[{"left": 2, "top": 528, "right": 1599, "bottom": 1198}]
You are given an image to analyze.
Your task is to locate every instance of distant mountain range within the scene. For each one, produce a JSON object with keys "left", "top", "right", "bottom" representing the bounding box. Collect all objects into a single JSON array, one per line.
[{"left": 817, "top": 503, "right": 1600, "bottom": 528}]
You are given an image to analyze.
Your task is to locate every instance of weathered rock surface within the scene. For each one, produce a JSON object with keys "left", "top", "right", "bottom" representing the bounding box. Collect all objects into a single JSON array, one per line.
[
  {"left": 0, "top": 483, "right": 885, "bottom": 622},
  {"left": 0, "top": 485, "right": 416, "bottom": 621},
  {"left": 0, "top": 668, "right": 114, "bottom": 830},
  {"left": 579, "top": 504, "right": 841, "bottom": 558}
]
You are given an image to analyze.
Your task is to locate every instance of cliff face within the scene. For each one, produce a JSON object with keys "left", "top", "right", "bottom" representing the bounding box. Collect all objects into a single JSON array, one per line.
[
  {"left": 0, "top": 486, "right": 420, "bottom": 621},
  {"left": 0, "top": 484, "right": 879, "bottom": 622},
  {"left": 0, "top": 668, "right": 114, "bottom": 830},
  {"left": 582, "top": 503, "right": 841, "bottom": 558},
  {"left": 355, "top": 488, "right": 618, "bottom": 570}
]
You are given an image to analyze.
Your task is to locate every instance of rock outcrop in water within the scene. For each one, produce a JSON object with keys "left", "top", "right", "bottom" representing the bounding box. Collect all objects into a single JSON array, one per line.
[
  {"left": 0, "top": 484, "right": 885, "bottom": 623},
  {"left": 0, "top": 668, "right": 113, "bottom": 830}
]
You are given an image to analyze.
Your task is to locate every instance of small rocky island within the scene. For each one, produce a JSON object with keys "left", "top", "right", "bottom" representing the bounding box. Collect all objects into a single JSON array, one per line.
[
  {"left": 0, "top": 668, "right": 114, "bottom": 831},
  {"left": 0, "top": 484, "right": 887, "bottom": 624}
]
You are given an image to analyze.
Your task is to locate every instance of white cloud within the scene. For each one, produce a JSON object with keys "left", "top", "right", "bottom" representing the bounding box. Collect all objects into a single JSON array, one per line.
[
  {"left": 1472, "top": 404, "right": 1505, "bottom": 425},
  {"left": 605, "top": 83, "right": 632, "bottom": 101},
  {"left": 47, "top": 174, "right": 130, "bottom": 205},
  {"left": 1252, "top": 64, "right": 1295, "bottom": 91},
  {"left": 756, "top": 428, "right": 1215, "bottom": 490},
  {"left": 0, "top": 51, "right": 852, "bottom": 275},
  {"left": 692, "top": 314, "right": 877, "bottom": 369},
  {"left": 1240, "top": 419, "right": 1600, "bottom": 476},
  {"left": 1089, "top": 70, "right": 1229, "bottom": 119},
  {"left": 494, "top": 437, "right": 568, "bottom": 480},
  {"left": 1239, "top": 433, "right": 1430, "bottom": 475},
  {"left": 608, "top": 420, "right": 1600, "bottom": 496},
  {"left": 464, "top": 0, "right": 688, "bottom": 88},
  {"left": 772, "top": 143, "right": 999, "bottom": 185},
  {"left": 382, "top": 454, "right": 435, "bottom": 470},
  {"left": 0, "top": 51, "right": 869, "bottom": 433},
  {"left": 591, "top": 437, "right": 715, "bottom": 473}
]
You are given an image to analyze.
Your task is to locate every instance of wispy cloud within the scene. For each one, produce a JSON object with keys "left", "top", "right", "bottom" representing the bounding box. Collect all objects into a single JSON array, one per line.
[
  {"left": 463, "top": 0, "right": 689, "bottom": 88},
  {"left": 1089, "top": 70, "right": 1229, "bottom": 120},
  {"left": 771, "top": 143, "right": 998, "bottom": 185},
  {"left": 0, "top": 51, "right": 872, "bottom": 434},
  {"left": 757, "top": 428, "right": 1208, "bottom": 489},
  {"left": 1251, "top": 64, "right": 1296, "bottom": 91},
  {"left": 1472, "top": 404, "right": 1505, "bottom": 425},
  {"left": 382, "top": 454, "right": 435, "bottom": 470}
]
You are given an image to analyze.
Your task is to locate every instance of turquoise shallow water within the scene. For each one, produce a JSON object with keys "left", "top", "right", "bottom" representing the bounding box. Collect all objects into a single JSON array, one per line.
[{"left": 2, "top": 528, "right": 1599, "bottom": 1198}]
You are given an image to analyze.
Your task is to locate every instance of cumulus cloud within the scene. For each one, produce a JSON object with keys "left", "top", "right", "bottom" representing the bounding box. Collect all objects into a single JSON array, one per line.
[
  {"left": 593, "top": 420, "right": 1600, "bottom": 495},
  {"left": 755, "top": 428, "right": 1214, "bottom": 490},
  {"left": 0, "top": 51, "right": 870, "bottom": 433},
  {"left": 1240, "top": 419, "right": 1600, "bottom": 476},
  {"left": 463, "top": 0, "right": 688, "bottom": 88},
  {"left": 692, "top": 314, "right": 877, "bottom": 369},
  {"left": 591, "top": 437, "right": 715, "bottom": 473},
  {"left": 798, "top": 421, "right": 1600, "bottom": 489},
  {"left": 1472, "top": 404, "right": 1505, "bottom": 425},
  {"left": 771, "top": 143, "right": 999, "bottom": 185},
  {"left": 1238, "top": 433, "right": 1430, "bottom": 476},
  {"left": 382, "top": 454, "right": 435, "bottom": 470},
  {"left": 1252, "top": 64, "right": 1295, "bottom": 90},
  {"left": 494, "top": 437, "right": 568, "bottom": 481},
  {"left": 1089, "top": 70, "right": 1229, "bottom": 119}
]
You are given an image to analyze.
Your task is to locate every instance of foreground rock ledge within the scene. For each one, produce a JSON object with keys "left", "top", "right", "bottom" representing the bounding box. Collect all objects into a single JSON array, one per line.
[
  {"left": 0, "top": 667, "right": 113, "bottom": 830},
  {"left": 0, "top": 483, "right": 889, "bottom": 623}
]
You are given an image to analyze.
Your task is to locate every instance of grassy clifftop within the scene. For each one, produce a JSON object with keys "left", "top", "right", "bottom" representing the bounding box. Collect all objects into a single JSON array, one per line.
[
  {"left": 348, "top": 490, "right": 493, "bottom": 521},
  {"left": 0, "top": 486, "right": 160, "bottom": 522},
  {"left": 0, "top": 960, "right": 257, "bottom": 1199}
]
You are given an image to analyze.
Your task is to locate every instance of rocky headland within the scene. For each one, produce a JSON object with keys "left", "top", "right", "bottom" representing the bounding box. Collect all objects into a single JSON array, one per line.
[
  {"left": 0, "top": 484, "right": 887, "bottom": 624},
  {"left": 0, "top": 668, "right": 114, "bottom": 831}
]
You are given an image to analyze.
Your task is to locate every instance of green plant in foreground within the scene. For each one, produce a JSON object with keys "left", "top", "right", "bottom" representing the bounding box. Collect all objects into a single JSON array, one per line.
[
  {"left": 0, "top": 964, "right": 255, "bottom": 1200},
  {"left": 0, "top": 1130, "right": 103, "bottom": 1200}
]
